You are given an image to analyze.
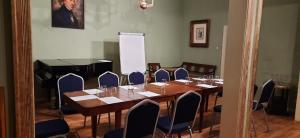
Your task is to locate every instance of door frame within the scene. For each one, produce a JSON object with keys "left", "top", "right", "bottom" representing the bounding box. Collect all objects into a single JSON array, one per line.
[{"left": 11, "top": 0, "right": 35, "bottom": 137}]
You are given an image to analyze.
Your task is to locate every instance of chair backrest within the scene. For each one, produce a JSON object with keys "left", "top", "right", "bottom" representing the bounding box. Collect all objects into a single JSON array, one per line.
[
  {"left": 57, "top": 73, "right": 84, "bottom": 108},
  {"left": 254, "top": 84, "right": 258, "bottom": 98},
  {"left": 168, "top": 91, "right": 202, "bottom": 134},
  {"left": 258, "top": 79, "right": 275, "bottom": 104},
  {"left": 174, "top": 68, "right": 189, "bottom": 80},
  {"left": 98, "top": 71, "right": 119, "bottom": 88},
  {"left": 123, "top": 99, "right": 160, "bottom": 138},
  {"left": 128, "top": 72, "right": 145, "bottom": 85},
  {"left": 154, "top": 69, "right": 170, "bottom": 82}
]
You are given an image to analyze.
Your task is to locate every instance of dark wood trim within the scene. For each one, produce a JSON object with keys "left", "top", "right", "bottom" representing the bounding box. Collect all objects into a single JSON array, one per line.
[
  {"left": 11, "top": 0, "right": 35, "bottom": 137},
  {"left": 189, "top": 19, "right": 210, "bottom": 48},
  {"left": 0, "top": 86, "right": 6, "bottom": 138}
]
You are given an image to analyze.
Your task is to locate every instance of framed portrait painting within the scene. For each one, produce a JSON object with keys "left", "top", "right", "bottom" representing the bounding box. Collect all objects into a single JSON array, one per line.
[
  {"left": 190, "top": 20, "right": 210, "bottom": 48},
  {"left": 52, "top": 0, "right": 84, "bottom": 29}
]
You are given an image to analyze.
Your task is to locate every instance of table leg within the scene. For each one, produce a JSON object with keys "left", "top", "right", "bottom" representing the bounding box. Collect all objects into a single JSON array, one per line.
[
  {"left": 91, "top": 115, "right": 97, "bottom": 138},
  {"left": 198, "top": 94, "right": 206, "bottom": 132},
  {"left": 115, "top": 110, "right": 122, "bottom": 128},
  {"left": 205, "top": 95, "right": 209, "bottom": 112}
]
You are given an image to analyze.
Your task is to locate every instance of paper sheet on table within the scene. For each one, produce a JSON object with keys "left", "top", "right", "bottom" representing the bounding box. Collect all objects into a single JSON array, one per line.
[
  {"left": 212, "top": 79, "right": 224, "bottom": 82},
  {"left": 175, "top": 79, "right": 193, "bottom": 83},
  {"left": 97, "top": 59, "right": 111, "bottom": 62},
  {"left": 83, "top": 89, "right": 104, "bottom": 95},
  {"left": 150, "top": 82, "right": 169, "bottom": 87},
  {"left": 215, "top": 81, "right": 223, "bottom": 85},
  {"left": 137, "top": 91, "right": 160, "bottom": 97},
  {"left": 197, "top": 84, "right": 217, "bottom": 88},
  {"left": 119, "top": 85, "right": 139, "bottom": 90},
  {"left": 192, "top": 78, "right": 208, "bottom": 81},
  {"left": 70, "top": 95, "right": 99, "bottom": 101},
  {"left": 99, "top": 97, "right": 123, "bottom": 104}
]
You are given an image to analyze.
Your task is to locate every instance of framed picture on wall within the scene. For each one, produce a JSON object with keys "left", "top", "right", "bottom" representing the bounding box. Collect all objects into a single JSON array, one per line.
[
  {"left": 190, "top": 20, "right": 210, "bottom": 48},
  {"left": 52, "top": 0, "right": 84, "bottom": 29}
]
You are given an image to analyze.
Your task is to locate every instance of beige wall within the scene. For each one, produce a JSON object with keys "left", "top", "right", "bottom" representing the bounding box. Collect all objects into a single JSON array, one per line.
[
  {"left": 31, "top": 0, "right": 184, "bottom": 67},
  {"left": 181, "top": 0, "right": 229, "bottom": 74}
]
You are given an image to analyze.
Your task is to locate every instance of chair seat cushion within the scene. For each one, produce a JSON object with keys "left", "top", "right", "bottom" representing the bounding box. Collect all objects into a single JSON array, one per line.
[
  {"left": 213, "top": 105, "right": 222, "bottom": 112},
  {"left": 35, "top": 119, "right": 69, "bottom": 138},
  {"left": 157, "top": 116, "right": 189, "bottom": 134},
  {"left": 104, "top": 128, "right": 124, "bottom": 138},
  {"left": 61, "top": 105, "right": 78, "bottom": 114}
]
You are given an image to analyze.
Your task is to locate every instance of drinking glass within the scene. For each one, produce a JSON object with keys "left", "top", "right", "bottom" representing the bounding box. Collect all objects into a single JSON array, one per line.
[
  {"left": 128, "top": 82, "right": 134, "bottom": 94},
  {"left": 101, "top": 85, "right": 107, "bottom": 97},
  {"left": 185, "top": 77, "right": 190, "bottom": 85},
  {"left": 161, "top": 79, "right": 167, "bottom": 94}
]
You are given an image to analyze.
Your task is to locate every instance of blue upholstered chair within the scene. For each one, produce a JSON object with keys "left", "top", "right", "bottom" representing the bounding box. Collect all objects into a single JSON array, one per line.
[
  {"left": 174, "top": 68, "right": 189, "bottom": 80},
  {"left": 98, "top": 71, "right": 119, "bottom": 88},
  {"left": 128, "top": 71, "right": 145, "bottom": 85},
  {"left": 57, "top": 73, "right": 87, "bottom": 126},
  {"left": 209, "top": 84, "right": 264, "bottom": 135},
  {"left": 97, "top": 71, "right": 120, "bottom": 127},
  {"left": 104, "top": 99, "right": 160, "bottom": 138},
  {"left": 154, "top": 69, "right": 170, "bottom": 82},
  {"left": 35, "top": 119, "right": 69, "bottom": 138},
  {"left": 252, "top": 80, "right": 275, "bottom": 135},
  {"left": 157, "top": 91, "right": 202, "bottom": 138}
]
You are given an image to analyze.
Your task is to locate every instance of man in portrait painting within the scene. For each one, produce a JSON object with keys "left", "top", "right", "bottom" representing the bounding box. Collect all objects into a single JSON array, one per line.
[{"left": 52, "top": 0, "right": 84, "bottom": 29}]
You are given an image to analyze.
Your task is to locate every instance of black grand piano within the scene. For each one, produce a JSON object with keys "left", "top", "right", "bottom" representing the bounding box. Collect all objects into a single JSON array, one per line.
[{"left": 35, "top": 58, "right": 113, "bottom": 107}]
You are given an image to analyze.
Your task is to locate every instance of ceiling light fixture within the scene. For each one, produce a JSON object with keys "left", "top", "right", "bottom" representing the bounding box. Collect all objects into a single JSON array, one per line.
[{"left": 139, "top": 0, "right": 154, "bottom": 10}]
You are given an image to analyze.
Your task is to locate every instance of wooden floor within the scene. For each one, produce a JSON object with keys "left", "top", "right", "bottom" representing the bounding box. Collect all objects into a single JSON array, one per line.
[{"left": 35, "top": 95, "right": 300, "bottom": 138}]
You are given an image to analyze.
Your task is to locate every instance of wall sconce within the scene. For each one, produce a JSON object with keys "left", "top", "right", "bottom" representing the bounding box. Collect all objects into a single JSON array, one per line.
[{"left": 139, "top": 0, "right": 154, "bottom": 10}]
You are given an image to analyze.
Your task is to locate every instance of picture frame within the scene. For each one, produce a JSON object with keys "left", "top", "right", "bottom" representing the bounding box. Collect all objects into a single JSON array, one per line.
[
  {"left": 52, "top": 0, "right": 84, "bottom": 29},
  {"left": 190, "top": 20, "right": 210, "bottom": 48}
]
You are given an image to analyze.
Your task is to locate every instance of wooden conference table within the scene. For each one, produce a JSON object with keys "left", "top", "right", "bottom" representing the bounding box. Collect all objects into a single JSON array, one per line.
[{"left": 64, "top": 79, "right": 223, "bottom": 138}]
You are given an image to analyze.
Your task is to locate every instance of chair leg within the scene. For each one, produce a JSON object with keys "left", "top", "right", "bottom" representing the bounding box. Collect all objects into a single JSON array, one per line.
[
  {"left": 188, "top": 128, "right": 193, "bottom": 138},
  {"left": 251, "top": 114, "right": 257, "bottom": 138},
  {"left": 262, "top": 107, "right": 271, "bottom": 132}
]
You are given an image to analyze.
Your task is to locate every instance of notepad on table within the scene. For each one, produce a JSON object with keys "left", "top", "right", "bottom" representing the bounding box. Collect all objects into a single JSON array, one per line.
[
  {"left": 175, "top": 79, "right": 193, "bottom": 83},
  {"left": 212, "top": 79, "right": 224, "bottom": 82},
  {"left": 70, "top": 95, "right": 99, "bottom": 101},
  {"left": 197, "top": 84, "right": 217, "bottom": 88},
  {"left": 99, "top": 97, "right": 123, "bottom": 104},
  {"left": 119, "top": 85, "right": 139, "bottom": 90},
  {"left": 215, "top": 81, "right": 223, "bottom": 85},
  {"left": 83, "top": 89, "right": 104, "bottom": 95},
  {"left": 97, "top": 59, "right": 111, "bottom": 62},
  {"left": 192, "top": 78, "right": 207, "bottom": 81},
  {"left": 137, "top": 91, "right": 160, "bottom": 97},
  {"left": 150, "top": 82, "right": 169, "bottom": 87}
]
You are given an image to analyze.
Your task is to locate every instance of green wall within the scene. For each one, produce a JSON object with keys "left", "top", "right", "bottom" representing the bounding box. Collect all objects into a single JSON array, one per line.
[
  {"left": 256, "top": 2, "right": 299, "bottom": 86},
  {"left": 31, "top": 0, "right": 184, "bottom": 67},
  {"left": 181, "top": 0, "right": 229, "bottom": 75},
  {"left": 31, "top": 0, "right": 300, "bottom": 100}
]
